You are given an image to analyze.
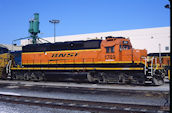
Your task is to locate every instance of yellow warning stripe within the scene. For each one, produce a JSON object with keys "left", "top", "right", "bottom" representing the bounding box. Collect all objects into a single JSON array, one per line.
[
  {"left": 22, "top": 61, "right": 145, "bottom": 65},
  {"left": 22, "top": 61, "right": 132, "bottom": 65},
  {"left": 168, "top": 70, "right": 170, "bottom": 80},
  {"left": 11, "top": 67, "right": 144, "bottom": 71},
  {"left": 147, "top": 56, "right": 170, "bottom": 58}
]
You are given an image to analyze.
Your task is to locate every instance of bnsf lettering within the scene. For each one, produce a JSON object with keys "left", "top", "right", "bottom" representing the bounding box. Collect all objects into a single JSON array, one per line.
[
  {"left": 52, "top": 53, "right": 78, "bottom": 58},
  {"left": 75, "top": 53, "right": 78, "bottom": 56},
  {"left": 59, "top": 53, "right": 66, "bottom": 57}
]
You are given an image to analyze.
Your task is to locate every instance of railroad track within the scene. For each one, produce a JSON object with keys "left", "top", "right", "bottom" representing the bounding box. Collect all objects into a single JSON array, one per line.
[
  {"left": 0, "top": 80, "right": 169, "bottom": 97},
  {"left": 0, "top": 94, "right": 169, "bottom": 113}
]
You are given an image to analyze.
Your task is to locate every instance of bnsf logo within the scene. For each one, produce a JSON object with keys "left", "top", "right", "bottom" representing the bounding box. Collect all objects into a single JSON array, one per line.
[{"left": 52, "top": 53, "right": 78, "bottom": 58}]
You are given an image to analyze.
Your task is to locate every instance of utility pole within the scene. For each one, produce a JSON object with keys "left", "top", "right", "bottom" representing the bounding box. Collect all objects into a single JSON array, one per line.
[{"left": 49, "top": 20, "right": 60, "bottom": 43}]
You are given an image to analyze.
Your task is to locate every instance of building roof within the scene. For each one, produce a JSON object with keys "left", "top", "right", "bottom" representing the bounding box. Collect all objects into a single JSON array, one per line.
[{"left": 21, "top": 26, "right": 170, "bottom": 53}]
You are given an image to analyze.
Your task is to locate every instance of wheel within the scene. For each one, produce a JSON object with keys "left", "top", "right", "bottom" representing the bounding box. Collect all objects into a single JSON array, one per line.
[
  {"left": 24, "top": 72, "right": 31, "bottom": 81},
  {"left": 152, "top": 70, "right": 165, "bottom": 86},
  {"left": 152, "top": 76, "right": 164, "bottom": 86},
  {"left": 30, "top": 71, "right": 44, "bottom": 81},
  {"left": 118, "top": 74, "right": 125, "bottom": 84},
  {"left": 40, "top": 72, "right": 46, "bottom": 81},
  {"left": 87, "top": 73, "right": 94, "bottom": 82},
  {"left": 11, "top": 71, "right": 17, "bottom": 80},
  {"left": 98, "top": 72, "right": 107, "bottom": 83}
]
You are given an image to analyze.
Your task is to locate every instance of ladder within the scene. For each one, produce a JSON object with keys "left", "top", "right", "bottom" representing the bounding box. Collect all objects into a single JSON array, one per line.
[
  {"left": 144, "top": 57, "right": 157, "bottom": 83},
  {"left": 6, "top": 60, "right": 12, "bottom": 79}
]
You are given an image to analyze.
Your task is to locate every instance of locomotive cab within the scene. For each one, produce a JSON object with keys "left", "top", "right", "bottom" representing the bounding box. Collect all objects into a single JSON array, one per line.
[
  {"left": 101, "top": 36, "right": 137, "bottom": 62},
  {"left": 102, "top": 36, "right": 147, "bottom": 64}
]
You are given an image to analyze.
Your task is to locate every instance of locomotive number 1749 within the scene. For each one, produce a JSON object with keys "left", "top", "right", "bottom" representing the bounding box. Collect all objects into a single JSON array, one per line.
[{"left": 105, "top": 55, "right": 115, "bottom": 59}]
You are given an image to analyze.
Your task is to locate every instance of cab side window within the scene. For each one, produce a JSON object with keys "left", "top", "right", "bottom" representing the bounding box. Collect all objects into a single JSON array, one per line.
[
  {"left": 111, "top": 46, "right": 114, "bottom": 53},
  {"left": 106, "top": 46, "right": 114, "bottom": 53},
  {"left": 106, "top": 47, "right": 110, "bottom": 53},
  {"left": 120, "top": 45, "right": 131, "bottom": 51}
]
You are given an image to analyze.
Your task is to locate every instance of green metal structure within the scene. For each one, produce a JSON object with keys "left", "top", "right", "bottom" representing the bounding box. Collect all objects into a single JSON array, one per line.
[
  {"left": 12, "top": 13, "right": 51, "bottom": 51},
  {"left": 28, "top": 13, "right": 40, "bottom": 44}
]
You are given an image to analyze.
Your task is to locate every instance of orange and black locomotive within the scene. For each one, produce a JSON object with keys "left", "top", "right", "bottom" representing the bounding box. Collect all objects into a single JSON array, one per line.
[{"left": 10, "top": 36, "right": 166, "bottom": 85}]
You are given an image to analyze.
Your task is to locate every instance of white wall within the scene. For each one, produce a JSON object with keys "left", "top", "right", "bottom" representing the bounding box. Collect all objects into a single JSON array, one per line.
[
  {"left": 0, "top": 44, "right": 22, "bottom": 51},
  {"left": 21, "top": 26, "right": 170, "bottom": 53}
]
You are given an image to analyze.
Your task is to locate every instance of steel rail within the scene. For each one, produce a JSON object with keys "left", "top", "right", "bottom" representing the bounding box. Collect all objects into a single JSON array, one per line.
[{"left": 0, "top": 94, "right": 169, "bottom": 113}]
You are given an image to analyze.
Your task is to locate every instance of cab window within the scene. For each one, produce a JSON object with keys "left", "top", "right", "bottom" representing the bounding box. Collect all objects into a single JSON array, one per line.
[
  {"left": 106, "top": 46, "right": 114, "bottom": 53},
  {"left": 120, "top": 45, "right": 131, "bottom": 51},
  {"left": 123, "top": 45, "right": 130, "bottom": 50}
]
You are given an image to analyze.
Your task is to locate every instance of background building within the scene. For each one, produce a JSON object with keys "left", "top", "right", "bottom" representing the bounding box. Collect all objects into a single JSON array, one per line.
[
  {"left": 0, "top": 44, "right": 22, "bottom": 51},
  {"left": 21, "top": 26, "right": 170, "bottom": 53}
]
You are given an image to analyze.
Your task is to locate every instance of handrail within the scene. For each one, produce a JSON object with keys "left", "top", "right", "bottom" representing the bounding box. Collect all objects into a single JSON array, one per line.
[
  {"left": 23, "top": 58, "right": 97, "bottom": 65},
  {"left": 142, "top": 57, "right": 147, "bottom": 75},
  {"left": 6, "top": 60, "right": 12, "bottom": 76},
  {"left": 154, "top": 57, "right": 158, "bottom": 72},
  {"left": 150, "top": 57, "right": 154, "bottom": 76}
]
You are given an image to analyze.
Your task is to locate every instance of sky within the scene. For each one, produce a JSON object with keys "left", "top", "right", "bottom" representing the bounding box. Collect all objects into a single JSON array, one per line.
[{"left": 0, "top": 0, "right": 170, "bottom": 44}]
